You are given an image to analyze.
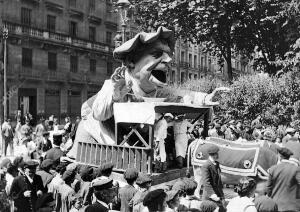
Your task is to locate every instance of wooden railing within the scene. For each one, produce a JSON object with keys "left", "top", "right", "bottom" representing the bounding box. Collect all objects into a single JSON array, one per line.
[{"left": 76, "top": 141, "right": 153, "bottom": 173}]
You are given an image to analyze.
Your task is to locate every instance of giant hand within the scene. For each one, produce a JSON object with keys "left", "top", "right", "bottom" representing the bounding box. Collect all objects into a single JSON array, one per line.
[{"left": 203, "top": 87, "right": 231, "bottom": 106}]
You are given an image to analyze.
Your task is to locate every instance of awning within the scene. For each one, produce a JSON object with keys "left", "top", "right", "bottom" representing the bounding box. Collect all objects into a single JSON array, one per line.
[{"left": 113, "top": 102, "right": 212, "bottom": 125}]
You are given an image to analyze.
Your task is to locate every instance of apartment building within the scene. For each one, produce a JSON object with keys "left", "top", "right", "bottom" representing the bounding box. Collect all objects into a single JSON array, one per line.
[{"left": 0, "top": 0, "right": 119, "bottom": 122}]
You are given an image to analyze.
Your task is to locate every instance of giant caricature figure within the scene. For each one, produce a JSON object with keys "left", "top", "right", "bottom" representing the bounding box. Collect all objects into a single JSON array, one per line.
[{"left": 67, "top": 27, "right": 229, "bottom": 159}]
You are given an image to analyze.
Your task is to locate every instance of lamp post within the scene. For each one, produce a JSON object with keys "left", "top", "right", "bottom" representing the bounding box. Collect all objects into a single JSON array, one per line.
[
  {"left": 2, "top": 27, "right": 8, "bottom": 121},
  {"left": 116, "top": 0, "right": 131, "bottom": 44}
]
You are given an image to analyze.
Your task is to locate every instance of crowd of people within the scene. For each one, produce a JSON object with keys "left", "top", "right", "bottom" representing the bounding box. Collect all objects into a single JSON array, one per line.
[{"left": 0, "top": 112, "right": 300, "bottom": 212}]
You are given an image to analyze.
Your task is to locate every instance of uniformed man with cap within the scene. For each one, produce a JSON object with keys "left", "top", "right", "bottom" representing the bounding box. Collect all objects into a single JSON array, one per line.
[
  {"left": 10, "top": 160, "right": 45, "bottom": 212},
  {"left": 119, "top": 168, "right": 139, "bottom": 212},
  {"left": 201, "top": 143, "right": 225, "bottom": 212},
  {"left": 266, "top": 147, "right": 300, "bottom": 212},
  {"left": 85, "top": 178, "right": 118, "bottom": 212},
  {"left": 44, "top": 133, "right": 64, "bottom": 163}
]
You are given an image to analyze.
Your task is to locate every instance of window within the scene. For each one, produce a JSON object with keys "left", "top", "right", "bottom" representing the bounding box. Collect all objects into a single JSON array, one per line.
[
  {"left": 106, "top": 31, "right": 112, "bottom": 45},
  {"left": 181, "top": 52, "right": 185, "bottom": 62},
  {"left": 194, "top": 74, "right": 198, "bottom": 79},
  {"left": 188, "top": 54, "right": 192, "bottom": 67},
  {"left": 21, "top": 8, "right": 31, "bottom": 26},
  {"left": 89, "top": 26, "right": 96, "bottom": 42},
  {"left": 107, "top": 62, "right": 113, "bottom": 76},
  {"left": 90, "top": 59, "right": 96, "bottom": 73},
  {"left": 180, "top": 72, "right": 185, "bottom": 83},
  {"left": 48, "top": 52, "right": 57, "bottom": 71},
  {"left": 194, "top": 55, "right": 197, "bottom": 68},
  {"left": 22, "top": 48, "right": 32, "bottom": 67},
  {"left": 47, "top": 15, "right": 56, "bottom": 32},
  {"left": 69, "top": 0, "right": 76, "bottom": 7},
  {"left": 70, "top": 55, "right": 78, "bottom": 72},
  {"left": 89, "top": 0, "right": 95, "bottom": 12},
  {"left": 69, "top": 21, "right": 77, "bottom": 37}
]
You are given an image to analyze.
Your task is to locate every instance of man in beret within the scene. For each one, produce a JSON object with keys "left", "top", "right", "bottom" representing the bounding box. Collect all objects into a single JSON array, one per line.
[
  {"left": 201, "top": 144, "right": 225, "bottom": 212},
  {"left": 67, "top": 26, "right": 230, "bottom": 159},
  {"left": 44, "top": 133, "right": 64, "bottom": 163},
  {"left": 85, "top": 178, "right": 118, "bottom": 212},
  {"left": 10, "top": 160, "right": 45, "bottom": 212},
  {"left": 119, "top": 168, "right": 139, "bottom": 212},
  {"left": 266, "top": 147, "right": 300, "bottom": 211},
  {"left": 36, "top": 159, "right": 54, "bottom": 189}
]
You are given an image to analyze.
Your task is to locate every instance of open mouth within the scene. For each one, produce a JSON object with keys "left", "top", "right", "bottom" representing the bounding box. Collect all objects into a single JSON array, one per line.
[{"left": 151, "top": 70, "right": 167, "bottom": 83}]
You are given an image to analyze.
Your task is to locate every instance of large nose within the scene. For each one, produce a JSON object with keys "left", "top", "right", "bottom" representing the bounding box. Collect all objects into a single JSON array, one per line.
[{"left": 161, "top": 52, "right": 172, "bottom": 63}]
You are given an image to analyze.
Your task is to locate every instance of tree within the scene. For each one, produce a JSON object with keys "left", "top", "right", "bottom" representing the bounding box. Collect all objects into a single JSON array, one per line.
[{"left": 128, "top": 0, "right": 300, "bottom": 80}]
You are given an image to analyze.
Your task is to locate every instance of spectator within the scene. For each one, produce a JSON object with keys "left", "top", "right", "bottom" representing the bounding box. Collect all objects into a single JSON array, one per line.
[
  {"left": 36, "top": 193, "right": 56, "bottom": 212},
  {"left": 226, "top": 177, "right": 257, "bottom": 212},
  {"left": 58, "top": 169, "right": 77, "bottom": 212},
  {"left": 10, "top": 160, "right": 45, "bottom": 212},
  {"left": 85, "top": 178, "right": 118, "bottom": 212},
  {"left": 119, "top": 168, "right": 139, "bottom": 212},
  {"left": 201, "top": 144, "right": 225, "bottom": 212},
  {"left": 36, "top": 159, "right": 55, "bottom": 189},
  {"left": 1, "top": 118, "right": 14, "bottom": 156},
  {"left": 263, "top": 129, "right": 278, "bottom": 153},
  {"left": 266, "top": 147, "right": 300, "bottom": 212},
  {"left": 178, "top": 178, "right": 201, "bottom": 211},
  {"left": 131, "top": 173, "right": 152, "bottom": 212},
  {"left": 284, "top": 137, "right": 300, "bottom": 166},
  {"left": 282, "top": 128, "right": 296, "bottom": 145},
  {"left": 44, "top": 133, "right": 64, "bottom": 162},
  {"left": 143, "top": 189, "right": 167, "bottom": 212},
  {"left": 254, "top": 196, "right": 278, "bottom": 212}
]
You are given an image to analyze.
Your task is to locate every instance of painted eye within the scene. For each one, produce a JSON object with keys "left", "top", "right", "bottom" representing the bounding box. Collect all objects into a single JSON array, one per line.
[{"left": 151, "top": 51, "right": 163, "bottom": 58}]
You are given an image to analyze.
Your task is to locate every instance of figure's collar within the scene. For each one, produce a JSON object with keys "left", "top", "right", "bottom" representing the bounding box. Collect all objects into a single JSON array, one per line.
[{"left": 97, "top": 200, "right": 109, "bottom": 209}]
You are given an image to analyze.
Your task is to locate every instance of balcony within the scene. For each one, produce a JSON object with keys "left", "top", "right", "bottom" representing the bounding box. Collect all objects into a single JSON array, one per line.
[
  {"left": 67, "top": 72, "right": 87, "bottom": 84},
  {"left": 45, "top": 1, "right": 64, "bottom": 13},
  {"left": 4, "top": 21, "right": 112, "bottom": 54},
  {"left": 45, "top": 71, "right": 67, "bottom": 82},
  {"left": 86, "top": 74, "right": 104, "bottom": 85}
]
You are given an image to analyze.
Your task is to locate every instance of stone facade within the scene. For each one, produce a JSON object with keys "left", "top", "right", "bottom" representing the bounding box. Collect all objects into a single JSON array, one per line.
[{"left": 0, "top": 0, "right": 119, "bottom": 123}]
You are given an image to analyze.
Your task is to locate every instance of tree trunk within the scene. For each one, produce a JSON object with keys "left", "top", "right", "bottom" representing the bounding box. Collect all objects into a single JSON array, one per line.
[{"left": 224, "top": 45, "right": 233, "bottom": 83}]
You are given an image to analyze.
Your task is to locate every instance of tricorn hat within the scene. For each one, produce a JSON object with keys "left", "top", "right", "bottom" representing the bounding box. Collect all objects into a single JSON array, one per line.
[{"left": 113, "top": 26, "right": 175, "bottom": 61}]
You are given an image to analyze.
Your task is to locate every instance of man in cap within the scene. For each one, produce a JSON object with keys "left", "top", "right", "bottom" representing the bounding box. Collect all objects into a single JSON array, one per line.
[
  {"left": 44, "top": 133, "right": 64, "bottom": 163},
  {"left": 85, "top": 178, "right": 118, "bottom": 212},
  {"left": 282, "top": 127, "right": 296, "bottom": 145},
  {"left": 266, "top": 147, "right": 300, "bottom": 212},
  {"left": 36, "top": 159, "right": 54, "bottom": 189},
  {"left": 143, "top": 189, "right": 167, "bottom": 212},
  {"left": 1, "top": 118, "right": 14, "bottom": 156},
  {"left": 177, "top": 178, "right": 201, "bottom": 211},
  {"left": 10, "top": 160, "right": 45, "bottom": 212},
  {"left": 67, "top": 26, "right": 230, "bottom": 159},
  {"left": 173, "top": 114, "right": 193, "bottom": 168},
  {"left": 119, "top": 168, "right": 139, "bottom": 212},
  {"left": 201, "top": 143, "right": 225, "bottom": 212},
  {"left": 131, "top": 173, "right": 152, "bottom": 212},
  {"left": 166, "top": 189, "right": 181, "bottom": 211},
  {"left": 263, "top": 129, "right": 278, "bottom": 153},
  {"left": 154, "top": 113, "right": 174, "bottom": 172},
  {"left": 41, "top": 131, "right": 52, "bottom": 153},
  {"left": 284, "top": 137, "right": 300, "bottom": 166}
]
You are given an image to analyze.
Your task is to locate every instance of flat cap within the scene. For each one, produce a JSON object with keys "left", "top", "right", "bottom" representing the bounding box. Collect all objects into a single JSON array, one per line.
[
  {"left": 41, "top": 159, "right": 54, "bottom": 170},
  {"left": 136, "top": 173, "right": 152, "bottom": 185},
  {"left": 164, "top": 113, "right": 174, "bottom": 119},
  {"left": 184, "top": 178, "right": 198, "bottom": 192},
  {"left": 24, "top": 160, "right": 39, "bottom": 168},
  {"left": 254, "top": 195, "right": 278, "bottom": 212},
  {"left": 124, "top": 168, "right": 139, "bottom": 180},
  {"left": 143, "top": 189, "right": 166, "bottom": 207},
  {"left": 200, "top": 200, "right": 218, "bottom": 212},
  {"left": 277, "top": 147, "right": 293, "bottom": 158},
  {"left": 207, "top": 144, "right": 220, "bottom": 155},
  {"left": 0, "top": 158, "right": 11, "bottom": 169},
  {"left": 113, "top": 26, "right": 175, "bottom": 61},
  {"left": 172, "top": 179, "right": 186, "bottom": 191},
  {"left": 92, "top": 178, "right": 113, "bottom": 191}
]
